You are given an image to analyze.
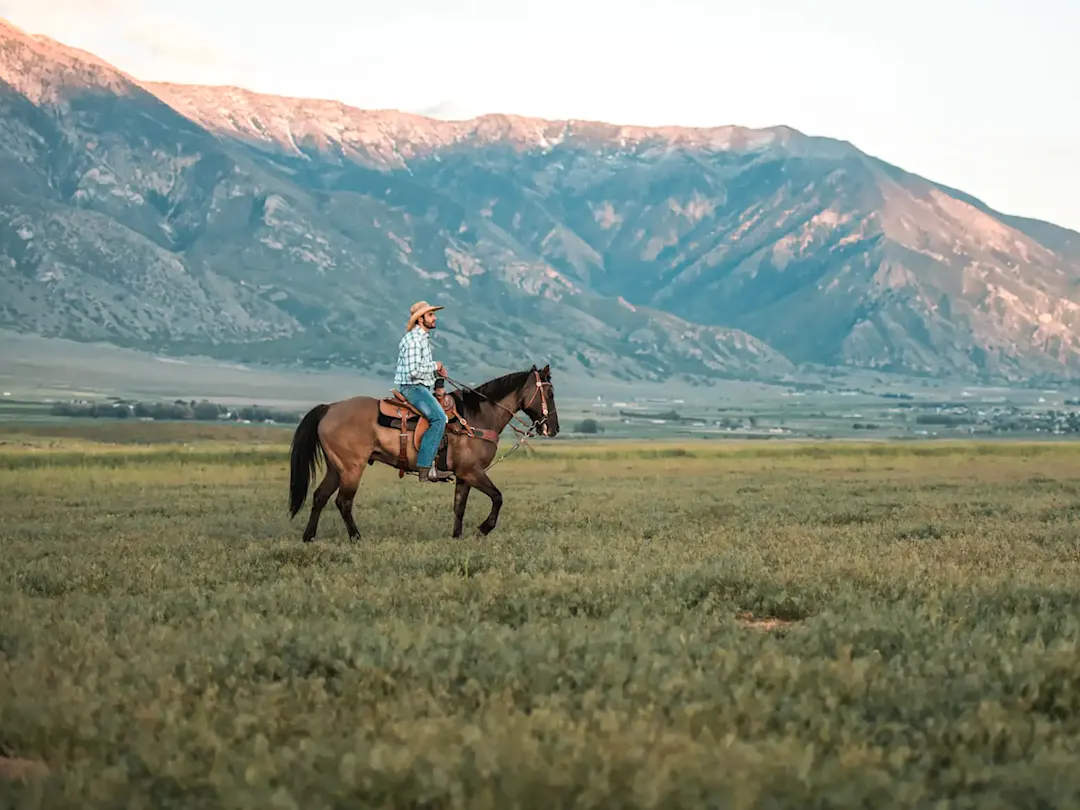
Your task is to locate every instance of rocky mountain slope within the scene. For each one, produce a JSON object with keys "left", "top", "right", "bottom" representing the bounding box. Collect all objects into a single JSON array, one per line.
[{"left": 3, "top": 17, "right": 1080, "bottom": 385}]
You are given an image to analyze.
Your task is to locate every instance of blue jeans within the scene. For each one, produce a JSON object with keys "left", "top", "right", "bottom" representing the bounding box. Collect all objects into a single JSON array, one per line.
[{"left": 399, "top": 384, "right": 447, "bottom": 468}]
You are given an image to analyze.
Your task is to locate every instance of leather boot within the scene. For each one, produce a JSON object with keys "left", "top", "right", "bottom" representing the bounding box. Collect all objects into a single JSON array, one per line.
[{"left": 418, "top": 466, "right": 453, "bottom": 483}]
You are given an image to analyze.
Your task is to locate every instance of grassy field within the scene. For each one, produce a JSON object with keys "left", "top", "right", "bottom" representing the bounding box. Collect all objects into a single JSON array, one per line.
[{"left": 2, "top": 422, "right": 1080, "bottom": 808}]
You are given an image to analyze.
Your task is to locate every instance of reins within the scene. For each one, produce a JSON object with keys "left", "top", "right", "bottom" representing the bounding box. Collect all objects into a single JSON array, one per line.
[{"left": 442, "top": 371, "right": 552, "bottom": 470}]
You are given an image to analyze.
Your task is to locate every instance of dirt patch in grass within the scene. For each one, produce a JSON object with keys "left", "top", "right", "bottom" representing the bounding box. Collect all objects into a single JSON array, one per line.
[
  {"left": 736, "top": 611, "right": 800, "bottom": 631},
  {"left": 0, "top": 756, "right": 48, "bottom": 783}
]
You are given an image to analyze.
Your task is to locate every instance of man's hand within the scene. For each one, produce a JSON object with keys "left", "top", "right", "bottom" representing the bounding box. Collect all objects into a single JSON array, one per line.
[{"left": 435, "top": 361, "right": 447, "bottom": 377}]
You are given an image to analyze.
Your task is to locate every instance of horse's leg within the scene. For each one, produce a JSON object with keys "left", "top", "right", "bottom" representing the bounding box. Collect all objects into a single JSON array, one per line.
[
  {"left": 457, "top": 468, "right": 503, "bottom": 536},
  {"left": 303, "top": 466, "right": 340, "bottom": 543},
  {"left": 335, "top": 463, "right": 368, "bottom": 541},
  {"left": 452, "top": 478, "right": 472, "bottom": 538}
]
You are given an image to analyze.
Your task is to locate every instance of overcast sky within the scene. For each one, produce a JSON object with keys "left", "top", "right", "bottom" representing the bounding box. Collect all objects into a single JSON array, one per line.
[{"left": 3, "top": 0, "right": 1077, "bottom": 232}]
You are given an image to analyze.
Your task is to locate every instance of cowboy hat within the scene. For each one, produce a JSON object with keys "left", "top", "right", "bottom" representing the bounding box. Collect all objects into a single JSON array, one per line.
[{"left": 406, "top": 300, "right": 444, "bottom": 331}]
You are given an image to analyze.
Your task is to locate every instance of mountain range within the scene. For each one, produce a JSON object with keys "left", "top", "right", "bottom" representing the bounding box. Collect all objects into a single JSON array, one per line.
[{"left": 3, "top": 16, "right": 1080, "bottom": 387}]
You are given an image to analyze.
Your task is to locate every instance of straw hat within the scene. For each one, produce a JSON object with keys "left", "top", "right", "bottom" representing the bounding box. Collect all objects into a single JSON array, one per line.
[{"left": 406, "top": 300, "right": 444, "bottom": 331}]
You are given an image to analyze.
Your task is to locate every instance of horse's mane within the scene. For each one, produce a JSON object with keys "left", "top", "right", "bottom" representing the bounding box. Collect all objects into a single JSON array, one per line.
[{"left": 451, "top": 370, "right": 532, "bottom": 421}]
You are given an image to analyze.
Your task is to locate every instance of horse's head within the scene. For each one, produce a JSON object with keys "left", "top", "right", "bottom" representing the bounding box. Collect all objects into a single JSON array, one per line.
[{"left": 522, "top": 364, "right": 559, "bottom": 437}]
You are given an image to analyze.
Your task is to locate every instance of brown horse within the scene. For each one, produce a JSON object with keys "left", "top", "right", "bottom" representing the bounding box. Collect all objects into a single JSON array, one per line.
[{"left": 287, "top": 364, "right": 560, "bottom": 542}]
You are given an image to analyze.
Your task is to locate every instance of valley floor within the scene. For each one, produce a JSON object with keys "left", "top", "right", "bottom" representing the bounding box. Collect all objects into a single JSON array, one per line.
[{"left": 1, "top": 425, "right": 1079, "bottom": 807}]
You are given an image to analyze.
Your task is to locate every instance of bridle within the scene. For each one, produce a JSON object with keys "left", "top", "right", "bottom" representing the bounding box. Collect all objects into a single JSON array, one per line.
[
  {"left": 443, "top": 369, "right": 554, "bottom": 467},
  {"left": 517, "top": 369, "right": 553, "bottom": 437}
]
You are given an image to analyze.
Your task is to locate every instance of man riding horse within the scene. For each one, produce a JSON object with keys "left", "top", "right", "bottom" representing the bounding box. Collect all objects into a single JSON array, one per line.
[
  {"left": 287, "top": 303, "right": 561, "bottom": 540},
  {"left": 394, "top": 300, "right": 454, "bottom": 483}
]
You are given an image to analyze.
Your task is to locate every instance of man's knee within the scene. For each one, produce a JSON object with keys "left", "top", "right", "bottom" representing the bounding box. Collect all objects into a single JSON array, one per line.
[{"left": 431, "top": 408, "right": 447, "bottom": 427}]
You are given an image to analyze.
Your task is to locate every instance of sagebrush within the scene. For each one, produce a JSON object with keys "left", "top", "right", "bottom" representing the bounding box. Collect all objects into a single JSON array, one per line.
[{"left": 2, "top": 429, "right": 1079, "bottom": 808}]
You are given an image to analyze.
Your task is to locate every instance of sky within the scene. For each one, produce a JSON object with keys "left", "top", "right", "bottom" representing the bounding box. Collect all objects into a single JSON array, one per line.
[{"left": 2, "top": 0, "right": 1078, "bottom": 232}]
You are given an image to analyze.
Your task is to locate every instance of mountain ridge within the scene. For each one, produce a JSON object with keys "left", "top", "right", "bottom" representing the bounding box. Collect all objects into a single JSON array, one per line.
[
  {"left": 3, "top": 17, "right": 1080, "bottom": 386},
  {"left": 143, "top": 79, "right": 816, "bottom": 151}
]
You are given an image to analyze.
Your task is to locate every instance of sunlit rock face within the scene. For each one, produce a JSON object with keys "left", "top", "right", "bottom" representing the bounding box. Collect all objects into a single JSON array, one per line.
[{"left": 3, "top": 17, "right": 1080, "bottom": 384}]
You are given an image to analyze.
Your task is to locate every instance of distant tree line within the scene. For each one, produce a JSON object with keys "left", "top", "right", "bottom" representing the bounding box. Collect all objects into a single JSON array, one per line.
[
  {"left": 49, "top": 399, "right": 304, "bottom": 424},
  {"left": 989, "top": 410, "right": 1080, "bottom": 434},
  {"left": 618, "top": 409, "right": 684, "bottom": 421},
  {"left": 574, "top": 418, "right": 604, "bottom": 433},
  {"left": 915, "top": 414, "right": 975, "bottom": 426}
]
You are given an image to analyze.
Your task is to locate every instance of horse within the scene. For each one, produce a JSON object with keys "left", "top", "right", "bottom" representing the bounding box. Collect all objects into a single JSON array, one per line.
[{"left": 287, "top": 364, "right": 559, "bottom": 542}]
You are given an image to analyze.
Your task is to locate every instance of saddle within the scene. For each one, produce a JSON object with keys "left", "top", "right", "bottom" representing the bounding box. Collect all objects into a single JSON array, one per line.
[{"left": 377, "top": 384, "right": 499, "bottom": 478}]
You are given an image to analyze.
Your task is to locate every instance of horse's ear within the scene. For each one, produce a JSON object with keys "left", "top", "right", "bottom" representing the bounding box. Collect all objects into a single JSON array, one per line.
[{"left": 540, "top": 364, "right": 550, "bottom": 380}]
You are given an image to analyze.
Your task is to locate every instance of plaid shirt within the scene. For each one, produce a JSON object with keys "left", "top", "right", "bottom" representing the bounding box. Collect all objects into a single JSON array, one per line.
[{"left": 394, "top": 326, "right": 437, "bottom": 388}]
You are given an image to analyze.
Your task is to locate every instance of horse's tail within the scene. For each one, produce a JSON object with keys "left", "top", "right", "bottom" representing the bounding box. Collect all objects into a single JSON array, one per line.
[{"left": 288, "top": 403, "right": 330, "bottom": 518}]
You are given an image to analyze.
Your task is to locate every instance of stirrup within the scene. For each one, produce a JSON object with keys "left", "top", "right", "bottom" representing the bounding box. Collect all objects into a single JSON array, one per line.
[{"left": 419, "top": 466, "right": 454, "bottom": 482}]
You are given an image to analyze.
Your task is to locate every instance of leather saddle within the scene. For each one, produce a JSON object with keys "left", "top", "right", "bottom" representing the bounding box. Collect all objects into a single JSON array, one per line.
[
  {"left": 377, "top": 385, "right": 495, "bottom": 477},
  {"left": 377, "top": 388, "right": 454, "bottom": 450}
]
